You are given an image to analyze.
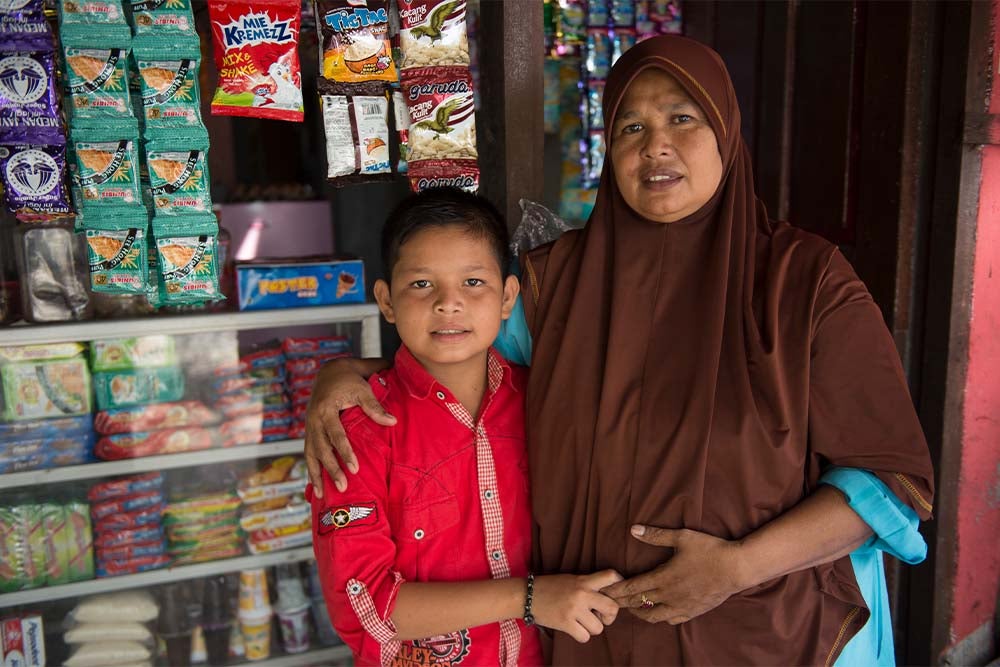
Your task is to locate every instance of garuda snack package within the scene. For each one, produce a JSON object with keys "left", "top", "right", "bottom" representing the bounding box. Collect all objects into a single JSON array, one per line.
[
  {"left": 60, "top": 23, "right": 132, "bottom": 118},
  {"left": 152, "top": 214, "right": 220, "bottom": 304},
  {"left": 144, "top": 126, "right": 212, "bottom": 216},
  {"left": 397, "top": 0, "right": 469, "bottom": 69},
  {"left": 0, "top": 47, "right": 62, "bottom": 139},
  {"left": 1, "top": 357, "right": 92, "bottom": 420},
  {"left": 127, "top": 0, "right": 196, "bottom": 37},
  {"left": 208, "top": 0, "right": 304, "bottom": 121},
  {"left": 70, "top": 116, "right": 142, "bottom": 205},
  {"left": 318, "top": 80, "right": 391, "bottom": 182},
  {"left": 314, "top": 0, "right": 395, "bottom": 84},
  {"left": 0, "top": 135, "right": 73, "bottom": 214},
  {"left": 401, "top": 65, "right": 476, "bottom": 162},
  {"left": 84, "top": 206, "right": 149, "bottom": 294},
  {"left": 132, "top": 35, "right": 202, "bottom": 126}
]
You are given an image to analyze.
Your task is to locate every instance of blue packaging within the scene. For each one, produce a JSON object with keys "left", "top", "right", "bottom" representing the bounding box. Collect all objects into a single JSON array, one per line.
[{"left": 236, "top": 259, "right": 365, "bottom": 311}]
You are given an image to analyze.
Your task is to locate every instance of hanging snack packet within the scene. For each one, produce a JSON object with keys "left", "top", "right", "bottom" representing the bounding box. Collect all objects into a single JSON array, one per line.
[
  {"left": 397, "top": 0, "right": 469, "bottom": 69},
  {"left": 391, "top": 86, "right": 409, "bottom": 173},
  {"left": 152, "top": 214, "right": 220, "bottom": 304},
  {"left": 0, "top": 47, "right": 62, "bottom": 139},
  {"left": 61, "top": 24, "right": 133, "bottom": 118},
  {"left": 58, "top": 0, "right": 128, "bottom": 26},
  {"left": 208, "top": 0, "right": 304, "bottom": 122},
  {"left": 408, "top": 157, "right": 478, "bottom": 192},
  {"left": 1, "top": 0, "right": 52, "bottom": 49},
  {"left": 0, "top": 135, "right": 73, "bottom": 214},
  {"left": 128, "top": 0, "right": 196, "bottom": 36},
  {"left": 70, "top": 116, "right": 142, "bottom": 205},
  {"left": 144, "top": 126, "right": 212, "bottom": 216},
  {"left": 314, "top": 0, "right": 395, "bottom": 84},
  {"left": 318, "top": 81, "right": 391, "bottom": 182},
  {"left": 401, "top": 65, "right": 476, "bottom": 162},
  {"left": 84, "top": 207, "right": 149, "bottom": 294},
  {"left": 132, "top": 35, "right": 202, "bottom": 126}
]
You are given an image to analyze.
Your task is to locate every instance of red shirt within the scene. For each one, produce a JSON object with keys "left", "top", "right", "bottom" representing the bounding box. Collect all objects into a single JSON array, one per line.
[{"left": 307, "top": 346, "right": 543, "bottom": 667}]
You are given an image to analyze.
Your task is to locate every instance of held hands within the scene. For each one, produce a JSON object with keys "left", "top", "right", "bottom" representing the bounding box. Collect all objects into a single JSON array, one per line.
[
  {"left": 533, "top": 570, "right": 623, "bottom": 643},
  {"left": 602, "top": 525, "right": 747, "bottom": 625},
  {"left": 304, "top": 359, "right": 395, "bottom": 496}
]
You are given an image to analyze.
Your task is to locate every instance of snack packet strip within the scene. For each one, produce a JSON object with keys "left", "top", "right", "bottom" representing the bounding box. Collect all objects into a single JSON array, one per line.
[{"left": 208, "top": 0, "right": 304, "bottom": 121}]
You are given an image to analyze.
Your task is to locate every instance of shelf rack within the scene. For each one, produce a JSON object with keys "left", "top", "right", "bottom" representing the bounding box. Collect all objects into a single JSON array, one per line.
[{"left": 0, "top": 304, "right": 382, "bottom": 355}]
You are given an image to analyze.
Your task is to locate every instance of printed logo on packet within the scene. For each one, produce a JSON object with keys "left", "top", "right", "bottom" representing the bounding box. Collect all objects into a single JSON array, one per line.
[
  {"left": 319, "top": 501, "right": 377, "bottom": 533},
  {"left": 0, "top": 56, "right": 48, "bottom": 104},
  {"left": 5, "top": 148, "right": 59, "bottom": 196}
]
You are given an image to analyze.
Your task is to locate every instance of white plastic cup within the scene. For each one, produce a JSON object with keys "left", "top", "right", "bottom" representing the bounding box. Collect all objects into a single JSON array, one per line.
[{"left": 277, "top": 603, "right": 311, "bottom": 654}]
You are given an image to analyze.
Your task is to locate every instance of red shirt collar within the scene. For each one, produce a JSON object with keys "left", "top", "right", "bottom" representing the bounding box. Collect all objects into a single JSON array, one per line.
[{"left": 392, "top": 345, "right": 517, "bottom": 401}]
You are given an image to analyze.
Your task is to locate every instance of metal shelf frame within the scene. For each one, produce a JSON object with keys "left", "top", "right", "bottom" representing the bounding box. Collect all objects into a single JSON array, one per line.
[
  {"left": 0, "top": 304, "right": 382, "bottom": 356},
  {"left": 250, "top": 646, "right": 352, "bottom": 667}
]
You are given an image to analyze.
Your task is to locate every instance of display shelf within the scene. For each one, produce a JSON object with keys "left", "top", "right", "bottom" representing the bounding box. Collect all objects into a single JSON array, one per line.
[
  {"left": 0, "top": 439, "right": 307, "bottom": 490},
  {"left": 0, "top": 547, "right": 315, "bottom": 608},
  {"left": 246, "top": 645, "right": 352, "bottom": 667},
  {"left": 0, "top": 304, "right": 382, "bottom": 356}
]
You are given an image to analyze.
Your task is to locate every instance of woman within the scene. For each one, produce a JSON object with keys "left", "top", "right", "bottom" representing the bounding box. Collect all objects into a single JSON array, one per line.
[{"left": 305, "top": 36, "right": 934, "bottom": 665}]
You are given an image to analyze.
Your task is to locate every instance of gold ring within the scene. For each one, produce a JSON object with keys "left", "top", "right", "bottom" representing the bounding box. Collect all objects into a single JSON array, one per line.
[{"left": 640, "top": 594, "right": 654, "bottom": 610}]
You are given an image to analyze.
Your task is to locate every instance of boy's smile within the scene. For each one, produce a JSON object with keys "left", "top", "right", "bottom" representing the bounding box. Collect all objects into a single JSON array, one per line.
[{"left": 374, "top": 225, "right": 519, "bottom": 385}]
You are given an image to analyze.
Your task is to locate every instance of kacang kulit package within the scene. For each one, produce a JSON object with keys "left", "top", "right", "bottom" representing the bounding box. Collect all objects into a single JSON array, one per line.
[{"left": 208, "top": 0, "right": 304, "bottom": 121}]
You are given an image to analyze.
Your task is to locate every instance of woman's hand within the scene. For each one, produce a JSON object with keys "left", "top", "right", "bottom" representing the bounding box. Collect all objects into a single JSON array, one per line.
[
  {"left": 602, "top": 526, "right": 745, "bottom": 625},
  {"left": 304, "top": 358, "right": 395, "bottom": 496},
  {"left": 533, "top": 570, "right": 623, "bottom": 643}
]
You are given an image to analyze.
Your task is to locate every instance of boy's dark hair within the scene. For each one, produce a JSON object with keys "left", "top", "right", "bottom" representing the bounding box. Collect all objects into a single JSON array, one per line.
[{"left": 381, "top": 187, "right": 511, "bottom": 283}]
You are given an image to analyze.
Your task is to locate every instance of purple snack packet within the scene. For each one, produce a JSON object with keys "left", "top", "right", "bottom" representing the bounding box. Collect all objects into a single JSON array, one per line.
[
  {"left": 0, "top": 136, "right": 73, "bottom": 214},
  {"left": 0, "top": 0, "right": 52, "bottom": 50},
  {"left": 0, "top": 49, "right": 62, "bottom": 138}
]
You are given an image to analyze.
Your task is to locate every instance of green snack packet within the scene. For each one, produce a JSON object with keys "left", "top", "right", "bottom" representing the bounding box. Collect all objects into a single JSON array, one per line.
[
  {"left": 145, "top": 127, "right": 212, "bottom": 216},
  {"left": 40, "top": 503, "right": 70, "bottom": 585},
  {"left": 63, "top": 501, "right": 95, "bottom": 582},
  {"left": 1, "top": 359, "right": 92, "bottom": 420},
  {"left": 0, "top": 506, "right": 28, "bottom": 593},
  {"left": 91, "top": 335, "right": 176, "bottom": 371},
  {"left": 153, "top": 214, "right": 220, "bottom": 304},
  {"left": 84, "top": 207, "right": 149, "bottom": 294},
  {"left": 129, "top": 0, "right": 196, "bottom": 38},
  {"left": 93, "top": 365, "right": 185, "bottom": 409},
  {"left": 133, "top": 35, "right": 202, "bottom": 126},
  {"left": 21, "top": 504, "right": 48, "bottom": 590},
  {"left": 59, "top": 0, "right": 129, "bottom": 26},
  {"left": 61, "top": 24, "right": 132, "bottom": 118},
  {"left": 71, "top": 117, "right": 142, "bottom": 205}
]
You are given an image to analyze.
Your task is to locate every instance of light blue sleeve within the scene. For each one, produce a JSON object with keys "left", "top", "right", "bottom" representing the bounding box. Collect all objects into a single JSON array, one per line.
[
  {"left": 820, "top": 467, "right": 927, "bottom": 564},
  {"left": 494, "top": 293, "right": 532, "bottom": 366}
]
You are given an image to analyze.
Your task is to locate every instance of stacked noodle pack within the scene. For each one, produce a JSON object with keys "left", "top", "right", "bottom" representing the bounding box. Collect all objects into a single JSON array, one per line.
[
  {"left": 283, "top": 335, "right": 351, "bottom": 439},
  {"left": 62, "top": 0, "right": 221, "bottom": 307},
  {"left": 89, "top": 472, "right": 168, "bottom": 577}
]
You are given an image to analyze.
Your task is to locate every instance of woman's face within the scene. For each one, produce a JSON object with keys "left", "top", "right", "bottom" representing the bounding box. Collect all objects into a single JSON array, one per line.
[{"left": 610, "top": 68, "right": 724, "bottom": 223}]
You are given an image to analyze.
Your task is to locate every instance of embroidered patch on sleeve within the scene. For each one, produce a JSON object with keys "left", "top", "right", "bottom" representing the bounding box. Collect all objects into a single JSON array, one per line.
[{"left": 319, "top": 501, "right": 379, "bottom": 534}]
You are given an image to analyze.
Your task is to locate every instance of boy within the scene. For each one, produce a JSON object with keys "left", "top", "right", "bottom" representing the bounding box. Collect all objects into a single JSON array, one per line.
[{"left": 307, "top": 188, "right": 620, "bottom": 667}]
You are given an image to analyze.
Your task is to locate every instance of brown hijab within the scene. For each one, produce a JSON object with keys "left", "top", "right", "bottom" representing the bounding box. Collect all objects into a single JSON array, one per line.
[{"left": 522, "top": 35, "right": 934, "bottom": 665}]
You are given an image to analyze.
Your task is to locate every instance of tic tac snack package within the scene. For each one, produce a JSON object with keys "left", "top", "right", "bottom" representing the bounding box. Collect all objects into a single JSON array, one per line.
[
  {"left": 144, "top": 126, "right": 213, "bottom": 216},
  {"left": 0, "top": 137, "right": 73, "bottom": 215},
  {"left": 397, "top": 0, "right": 469, "bottom": 69},
  {"left": 70, "top": 116, "right": 142, "bottom": 206},
  {"left": 152, "top": 214, "right": 221, "bottom": 304},
  {"left": 84, "top": 207, "right": 150, "bottom": 295},
  {"left": 319, "top": 81, "right": 391, "bottom": 181},
  {"left": 127, "top": 0, "right": 197, "bottom": 36},
  {"left": 208, "top": 0, "right": 304, "bottom": 121},
  {"left": 132, "top": 35, "right": 203, "bottom": 126},
  {"left": 60, "top": 24, "right": 133, "bottom": 118},
  {"left": 314, "top": 0, "right": 395, "bottom": 84},
  {"left": 0, "top": 46, "right": 62, "bottom": 140},
  {"left": 1, "top": 358, "right": 92, "bottom": 420}
]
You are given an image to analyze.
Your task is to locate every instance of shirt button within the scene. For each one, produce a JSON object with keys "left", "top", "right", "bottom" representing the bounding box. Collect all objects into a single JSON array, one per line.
[
  {"left": 491, "top": 550, "right": 501, "bottom": 561},
  {"left": 483, "top": 489, "right": 494, "bottom": 501},
  {"left": 414, "top": 529, "right": 425, "bottom": 540},
  {"left": 436, "top": 391, "right": 445, "bottom": 400},
  {"left": 348, "top": 583, "right": 362, "bottom": 596}
]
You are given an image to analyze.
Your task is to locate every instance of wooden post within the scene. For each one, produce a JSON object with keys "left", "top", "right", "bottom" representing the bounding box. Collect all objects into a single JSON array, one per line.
[{"left": 476, "top": 0, "right": 544, "bottom": 231}]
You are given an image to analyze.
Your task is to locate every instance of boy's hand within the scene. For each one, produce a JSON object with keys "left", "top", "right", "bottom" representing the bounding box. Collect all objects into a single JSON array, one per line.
[
  {"left": 532, "top": 570, "right": 623, "bottom": 643},
  {"left": 305, "top": 358, "right": 396, "bottom": 496}
]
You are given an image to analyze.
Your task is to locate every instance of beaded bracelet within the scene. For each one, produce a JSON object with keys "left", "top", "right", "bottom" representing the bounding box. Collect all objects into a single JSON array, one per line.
[{"left": 523, "top": 573, "right": 535, "bottom": 626}]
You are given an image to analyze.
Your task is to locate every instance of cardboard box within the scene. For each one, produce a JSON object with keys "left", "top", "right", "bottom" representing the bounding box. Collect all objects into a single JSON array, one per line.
[
  {"left": 236, "top": 259, "right": 365, "bottom": 311},
  {"left": 1, "top": 615, "right": 45, "bottom": 666}
]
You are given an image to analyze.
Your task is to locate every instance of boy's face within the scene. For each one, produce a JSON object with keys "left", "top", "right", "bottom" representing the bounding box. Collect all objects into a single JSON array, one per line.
[{"left": 374, "top": 225, "right": 519, "bottom": 377}]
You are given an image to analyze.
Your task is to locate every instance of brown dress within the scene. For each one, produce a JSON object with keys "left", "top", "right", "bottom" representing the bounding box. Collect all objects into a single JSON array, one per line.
[{"left": 521, "top": 35, "right": 934, "bottom": 666}]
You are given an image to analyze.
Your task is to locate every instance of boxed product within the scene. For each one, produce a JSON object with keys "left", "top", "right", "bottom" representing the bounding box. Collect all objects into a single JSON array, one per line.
[
  {"left": 0, "top": 615, "right": 46, "bottom": 666},
  {"left": 1, "top": 358, "right": 91, "bottom": 420},
  {"left": 90, "top": 336, "right": 176, "bottom": 371},
  {"left": 236, "top": 258, "right": 364, "bottom": 310},
  {"left": 92, "top": 366, "right": 185, "bottom": 410}
]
